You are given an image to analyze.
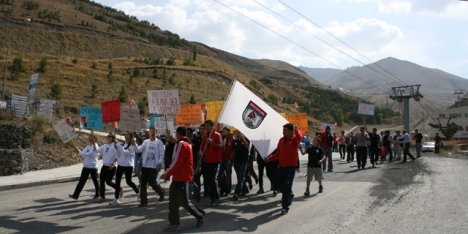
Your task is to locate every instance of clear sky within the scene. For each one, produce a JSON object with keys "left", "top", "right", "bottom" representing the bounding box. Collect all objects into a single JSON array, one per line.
[{"left": 94, "top": 0, "right": 468, "bottom": 79}]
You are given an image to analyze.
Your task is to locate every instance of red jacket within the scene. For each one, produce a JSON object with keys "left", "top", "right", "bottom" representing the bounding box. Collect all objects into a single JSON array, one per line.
[
  {"left": 163, "top": 137, "right": 193, "bottom": 182},
  {"left": 269, "top": 128, "right": 302, "bottom": 167},
  {"left": 202, "top": 131, "right": 223, "bottom": 163},
  {"left": 222, "top": 136, "right": 234, "bottom": 161}
]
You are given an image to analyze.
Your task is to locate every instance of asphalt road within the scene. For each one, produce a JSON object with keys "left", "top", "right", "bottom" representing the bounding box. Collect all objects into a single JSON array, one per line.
[{"left": 1, "top": 153, "right": 468, "bottom": 234}]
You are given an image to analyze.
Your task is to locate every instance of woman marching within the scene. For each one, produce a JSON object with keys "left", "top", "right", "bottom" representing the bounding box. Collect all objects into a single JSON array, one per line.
[
  {"left": 110, "top": 131, "right": 140, "bottom": 205},
  {"left": 69, "top": 135, "right": 100, "bottom": 200},
  {"left": 87, "top": 132, "right": 122, "bottom": 202}
]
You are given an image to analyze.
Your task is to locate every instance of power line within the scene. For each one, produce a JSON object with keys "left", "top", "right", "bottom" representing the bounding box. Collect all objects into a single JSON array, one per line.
[
  {"left": 278, "top": 0, "right": 409, "bottom": 87},
  {"left": 214, "top": 0, "right": 392, "bottom": 96},
  {"left": 254, "top": 0, "right": 405, "bottom": 86},
  {"left": 277, "top": 0, "right": 443, "bottom": 115}
]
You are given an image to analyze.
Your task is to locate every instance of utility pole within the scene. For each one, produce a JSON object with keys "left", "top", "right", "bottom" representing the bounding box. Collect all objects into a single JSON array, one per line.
[
  {"left": 390, "top": 85, "right": 423, "bottom": 133},
  {"left": 2, "top": 30, "right": 11, "bottom": 101}
]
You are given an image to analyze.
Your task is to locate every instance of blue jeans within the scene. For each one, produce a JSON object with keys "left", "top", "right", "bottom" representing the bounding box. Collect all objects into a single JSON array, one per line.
[
  {"left": 233, "top": 163, "right": 247, "bottom": 195},
  {"left": 385, "top": 145, "right": 393, "bottom": 161},
  {"left": 277, "top": 167, "right": 296, "bottom": 210},
  {"left": 218, "top": 160, "right": 232, "bottom": 194},
  {"left": 134, "top": 153, "right": 141, "bottom": 174}
]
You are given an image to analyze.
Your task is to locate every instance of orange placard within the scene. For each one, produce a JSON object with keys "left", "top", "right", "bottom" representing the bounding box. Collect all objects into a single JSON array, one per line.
[
  {"left": 205, "top": 101, "right": 224, "bottom": 121},
  {"left": 176, "top": 104, "right": 203, "bottom": 126},
  {"left": 285, "top": 113, "right": 308, "bottom": 132}
]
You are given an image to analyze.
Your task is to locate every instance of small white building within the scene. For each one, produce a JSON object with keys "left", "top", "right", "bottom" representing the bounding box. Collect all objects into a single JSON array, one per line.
[{"left": 415, "top": 105, "right": 468, "bottom": 139}]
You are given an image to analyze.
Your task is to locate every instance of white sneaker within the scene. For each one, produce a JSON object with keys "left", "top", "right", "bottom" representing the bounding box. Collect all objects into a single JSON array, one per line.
[
  {"left": 109, "top": 198, "right": 120, "bottom": 205},
  {"left": 137, "top": 193, "right": 141, "bottom": 202}
]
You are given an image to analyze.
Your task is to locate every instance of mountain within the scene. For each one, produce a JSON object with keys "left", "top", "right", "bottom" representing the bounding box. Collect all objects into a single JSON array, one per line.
[
  {"left": 0, "top": 0, "right": 395, "bottom": 129},
  {"left": 300, "top": 57, "right": 468, "bottom": 114},
  {"left": 298, "top": 66, "right": 342, "bottom": 83}
]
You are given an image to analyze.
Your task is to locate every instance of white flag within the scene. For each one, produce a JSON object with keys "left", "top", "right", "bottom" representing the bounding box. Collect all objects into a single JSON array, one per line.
[{"left": 218, "top": 81, "right": 288, "bottom": 158}]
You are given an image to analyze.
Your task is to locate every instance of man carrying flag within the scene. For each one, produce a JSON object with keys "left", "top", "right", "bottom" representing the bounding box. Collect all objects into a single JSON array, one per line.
[{"left": 265, "top": 123, "right": 302, "bottom": 215}]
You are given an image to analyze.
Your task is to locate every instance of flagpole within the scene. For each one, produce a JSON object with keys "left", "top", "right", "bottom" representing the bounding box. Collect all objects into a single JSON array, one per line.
[{"left": 195, "top": 71, "right": 237, "bottom": 174}]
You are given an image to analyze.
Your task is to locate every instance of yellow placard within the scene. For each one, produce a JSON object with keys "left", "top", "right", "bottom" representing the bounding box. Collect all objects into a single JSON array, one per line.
[
  {"left": 279, "top": 113, "right": 286, "bottom": 117},
  {"left": 205, "top": 101, "right": 224, "bottom": 121},
  {"left": 176, "top": 104, "right": 203, "bottom": 126},
  {"left": 285, "top": 113, "right": 309, "bottom": 132}
]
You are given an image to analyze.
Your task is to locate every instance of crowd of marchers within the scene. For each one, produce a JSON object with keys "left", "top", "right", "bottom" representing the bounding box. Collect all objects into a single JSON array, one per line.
[{"left": 67, "top": 121, "right": 433, "bottom": 232}]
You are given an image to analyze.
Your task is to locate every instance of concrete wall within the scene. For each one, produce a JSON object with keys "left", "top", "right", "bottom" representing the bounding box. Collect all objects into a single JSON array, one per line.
[{"left": 0, "top": 124, "right": 34, "bottom": 176}]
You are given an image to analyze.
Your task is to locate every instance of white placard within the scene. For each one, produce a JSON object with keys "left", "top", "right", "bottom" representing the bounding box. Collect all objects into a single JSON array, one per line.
[
  {"left": 154, "top": 115, "right": 175, "bottom": 136},
  {"left": 120, "top": 107, "right": 140, "bottom": 133},
  {"left": 358, "top": 103, "right": 375, "bottom": 116},
  {"left": 54, "top": 117, "right": 78, "bottom": 143},
  {"left": 0, "top": 101, "right": 6, "bottom": 109},
  {"left": 147, "top": 90, "right": 180, "bottom": 114}
]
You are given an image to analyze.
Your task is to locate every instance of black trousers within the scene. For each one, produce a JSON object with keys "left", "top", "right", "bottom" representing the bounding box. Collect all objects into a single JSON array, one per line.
[
  {"left": 100, "top": 165, "right": 118, "bottom": 199},
  {"left": 72, "top": 168, "right": 99, "bottom": 198},
  {"left": 204, "top": 162, "right": 220, "bottom": 200},
  {"left": 115, "top": 166, "right": 139, "bottom": 199},
  {"left": 346, "top": 145, "right": 355, "bottom": 162},
  {"left": 403, "top": 143, "right": 415, "bottom": 161},
  {"left": 266, "top": 160, "right": 279, "bottom": 191},
  {"left": 356, "top": 146, "right": 368, "bottom": 168},
  {"left": 257, "top": 158, "right": 266, "bottom": 189},
  {"left": 248, "top": 158, "right": 258, "bottom": 183},
  {"left": 369, "top": 146, "right": 379, "bottom": 164},
  {"left": 339, "top": 144, "right": 346, "bottom": 157},
  {"left": 168, "top": 181, "right": 205, "bottom": 225},
  {"left": 140, "top": 167, "right": 165, "bottom": 203}
]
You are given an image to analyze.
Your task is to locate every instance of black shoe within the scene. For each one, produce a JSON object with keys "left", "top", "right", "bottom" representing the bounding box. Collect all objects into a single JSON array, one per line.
[
  {"left": 273, "top": 190, "right": 278, "bottom": 197},
  {"left": 163, "top": 225, "right": 182, "bottom": 232},
  {"left": 411, "top": 158, "right": 416, "bottom": 162},
  {"left": 233, "top": 194, "right": 239, "bottom": 201},
  {"left": 319, "top": 185, "right": 323, "bottom": 193},
  {"left": 138, "top": 202, "right": 148, "bottom": 207},
  {"left": 401, "top": 161, "right": 407, "bottom": 164},
  {"left": 328, "top": 169, "right": 333, "bottom": 172},
  {"left": 417, "top": 156, "right": 421, "bottom": 158},
  {"left": 196, "top": 218, "right": 204, "bottom": 228},
  {"left": 289, "top": 193, "right": 294, "bottom": 205},
  {"left": 304, "top": 189, "right": 310, "bottom": 196},
  {"left": 195, "top": 194, "right": 201, "bottom": 203},
  {"left": 249, "top": 184, "right": 253, "bottom": 190},
  {"left": 257, "top": 188, "right": 264, "bottom": 195},
  {"left": 281, "top": 208, "right": 288, "bottom": 215},
  {"left": 69, "top": 195, "right": 78, "bottom": 200},
  {"left": 133, "top": 174, "right": 137, "bottom": 177}
]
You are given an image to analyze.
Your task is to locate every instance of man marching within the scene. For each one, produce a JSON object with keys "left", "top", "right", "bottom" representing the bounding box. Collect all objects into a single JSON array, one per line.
[
  {"left": 265, "top": 123, "right": 302, "bottom": 215},
  {"left": 161, "top": 126, "right": 205, "bottom": 232}
]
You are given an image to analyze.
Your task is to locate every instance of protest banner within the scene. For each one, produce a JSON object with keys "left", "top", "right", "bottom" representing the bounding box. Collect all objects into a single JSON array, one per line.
[
  {"left": 80, "top": 106, "right": 104, "bottom": 130},
  {"left": 54, "top": 117, "right": 78, "bottom": 143},
  {"left": 27, "top": 73, "right": 39, "bottom": 104},
  {"left": 147, "top": 90, "right": 180, "bottom": 114},
  {"left": 358, "top": 103, "right": 375, "bottom": 116},
  {"left": 101, "top": 99, "right": 121, "bottom": 123},
  {"left": 176, "top": 104, "right": 203, "bottom": 126},
  {"left": 120, "top": 107, "right": 140, "bottom": 132},
  {"left": 0, "top": 101, "right": 6, "bottom": 109},
  {"left": 205, "top": 101, "right": 224, "bottom": 121},
  {"left": 285, "top": 113, "right": 309, "bottom": 133},
  {"left": 149, "top": 114, "right": 164, "bottom": 127},
  {"left": 320, "top": 122, "right": 336, "bottom": 134},
  {"left": 154, "top": 115, "right": 175, "bottom": 135}
]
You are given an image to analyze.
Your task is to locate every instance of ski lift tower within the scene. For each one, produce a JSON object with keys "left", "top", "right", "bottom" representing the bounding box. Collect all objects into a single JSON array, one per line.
[{"left": 389, "top": 85, "right": 423, "bottom": 133}]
